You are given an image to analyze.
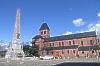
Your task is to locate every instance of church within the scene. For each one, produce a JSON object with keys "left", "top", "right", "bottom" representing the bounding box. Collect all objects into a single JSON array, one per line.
[{"left": 32, "top": 23, "right": 100, "bottom": 58}]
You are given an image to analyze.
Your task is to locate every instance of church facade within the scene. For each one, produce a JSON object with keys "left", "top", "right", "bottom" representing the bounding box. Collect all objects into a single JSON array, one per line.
[{"left": 32, "top": 23, "right": 100, "bottom": 58}]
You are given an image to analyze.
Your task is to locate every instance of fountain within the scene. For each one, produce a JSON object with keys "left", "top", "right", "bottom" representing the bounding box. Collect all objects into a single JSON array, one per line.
[{"left": 5, "top": 8, "right": 25, "bottom": 60}]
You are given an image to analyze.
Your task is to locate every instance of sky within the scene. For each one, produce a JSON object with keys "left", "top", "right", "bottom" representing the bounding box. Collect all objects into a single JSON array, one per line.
[{"left": 0, "top": 0, "right": 100, "bottom": 42}]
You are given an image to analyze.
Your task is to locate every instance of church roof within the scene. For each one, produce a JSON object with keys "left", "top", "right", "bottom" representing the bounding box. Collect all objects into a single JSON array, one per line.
[
  {"left": 39, "top": 23, "right": 50, "bottom": 31},
  {"left": 32, "top": 35, "right": 43, "bottom": 39},
  {"left": 44, "top": 31, "right": 96, "bottom": 42}
]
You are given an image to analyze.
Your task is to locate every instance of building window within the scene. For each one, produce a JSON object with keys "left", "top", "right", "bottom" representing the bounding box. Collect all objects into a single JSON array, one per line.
[
  {"left": 82, "top": 51, "right": 84, "bottom": 54},
  {"left": 41, "top": 31, "right": 43, "bottom": 35},
  {"left": 81, "top": 41, "right": 83, "bottom": 46},
  {"left": 62, "top": 51, "right": 64, "bottom": 54},
  {"left": 67, "top": 50, "right": 69, "bottom": 54},
  {"left": 62, "top": 42, "right": 64, "bottom": 46},
  {"left": 99, "top": 52, "right": 100, "bottom": 56},
  {"left": 59, "top": 42, "right": 61, "bottom": 46},
  {"left": 73, "top": 40, "right": 75, "bottom": 45},
  {"left": 49, "top": 43, "right": 51, "bottom": 47},
  {"left": 92, "top": 50, "right": 94, "bottom": 54},
  {"left": 44, "top": 31, "right": 46, "bottom": 34},
  {"left": 90, "top": 40, "right": 93, "bottom": 45},
  {"left": 73, "top": 50, "right": 75, "bottom": 54},
  {"left": 69, "top": 41, "right": 71, "bottom": 45},
  {"left": 52, "top": 43, "right": 54, "bottom": 47}
]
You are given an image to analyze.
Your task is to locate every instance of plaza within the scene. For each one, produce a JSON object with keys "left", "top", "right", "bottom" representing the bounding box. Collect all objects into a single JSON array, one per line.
[{"left": 0, "top": 57, "right": 100, "bottom": 66}]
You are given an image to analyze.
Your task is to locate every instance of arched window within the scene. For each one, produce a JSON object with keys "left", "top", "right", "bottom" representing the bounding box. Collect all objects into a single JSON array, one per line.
[
  {"left": 92, "top": 50, "right": 94, "bottom": 54},
  {"left": 62, "top": 50, "right": 64, "bottom": 54},
  {"left": 73, "top": 50, "right": 75, "bottom": 54},
  {"left": 49, "top": 43, "right": 51, "bottom": 47},
  {"left": 59, "top": 42, "right": 61, "bottom": 46},
  {"left": 44, "top": 31, "right": 46, "bottom": 34},
  {"left": 67, "top": 50, "right": 69, "bottom": 54},
  {"left": 90, "top": 40, "right": 93, "bottom": 45},
  {"left": 41, "top": 31, "right": 43, "bottom": 35},
  {"left": 52, "top": 43, "right": 54, "bottom": 47},
  {"left": 82, "top": 51, "right": 84, "bottom": 54},
  {"left": 73, "top": 40, "right": 75, "bottom": 45},
  {"left": 81, "top": 41, "right": 83, "bottom": 46},
  {"left": 62, "top": 42, "right": 64, "bottom": 46},
  {"left": 69, "top": 41, "right": 71, "bottom": 45}
]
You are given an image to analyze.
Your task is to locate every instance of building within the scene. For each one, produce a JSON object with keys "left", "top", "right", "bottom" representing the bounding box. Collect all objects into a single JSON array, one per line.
[{"left": 32, "top": 23, "right": 100, "bottom": 58}]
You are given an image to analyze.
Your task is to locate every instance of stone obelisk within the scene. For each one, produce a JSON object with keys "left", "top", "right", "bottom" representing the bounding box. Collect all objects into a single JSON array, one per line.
[{"left": 5, "top": 8, "right": 24, "bottom": 59}]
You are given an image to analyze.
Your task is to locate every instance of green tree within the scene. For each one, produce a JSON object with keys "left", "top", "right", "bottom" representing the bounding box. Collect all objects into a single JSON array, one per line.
[
  {"left": 29, "top": 44, "right": 39, "bottom": 57},
  {"left": 23, "top": 45, "right": 30, "bottom": 56}
]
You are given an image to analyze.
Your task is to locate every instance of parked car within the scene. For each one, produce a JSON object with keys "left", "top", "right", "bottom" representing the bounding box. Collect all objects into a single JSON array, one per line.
[{"left": 40, "top": 55, "right": 53, "bottom": 60}]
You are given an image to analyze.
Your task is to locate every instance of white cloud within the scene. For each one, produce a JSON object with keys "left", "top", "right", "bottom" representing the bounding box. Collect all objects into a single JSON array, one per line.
[
  {"left": 88, "top": 23, "right": 100, "bottom": 34},
  {"left": 63, "top": 31, "right": 73, "bottom": 35},
  {"left": 73, "top": 18, "right": 85, "bottom": 27},
  {"left": 63, "top": 23, "right": 100, "bottom": 36},
  {"left": 75, "top": 23, "right": 100, "bottom": 35},
  {"left": 97, "top": 12, "right": 100, "bottom": 17}
]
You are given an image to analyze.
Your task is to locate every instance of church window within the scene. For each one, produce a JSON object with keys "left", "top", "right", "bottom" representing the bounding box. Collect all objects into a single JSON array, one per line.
[
  {"left": 82, "top": 51, "right": 84, "bottom": 54},
  {"left": 99, "top": 52, "right": 100, "bottom": 56},
  {"left": 62, "top": 51, "right": 64, "bottom": 54},
  {"left": 69, "top": 41, "right": 71, "bottom": 45},
  {"left": 67, "top": 50, "right": 69, "bottom": 54},
  {"left": 73, "top": 40, "right": 75, "bottom": 45},
  {"left": 49, "top": 43, "right": 51, "bottom": 47},
  {"left": 73, "top": 50, "right": 75, "bottom": 54},
  {"left": 92, "top": 50, "right": 94, "bottom": 53},
  {"left": 62, "top": 42, "right": 64, "bottom": 46},
  {"left": 52, "top": 43, "right": 54, "bottom": 47},
  {"left": 41, "top": 31, "right": 43, "bottom": 35},
  {"left": 59, "top": 42, "right": 61, "bottom": 46},
  {"left": 81, "top": 41, "right": 83, "bottom": 46},
  {"left": 90, "top": 40, "right": 93, "bottom": 45},
  {"left": 44, "top": 31, "right": 46, "bottom": 34}
]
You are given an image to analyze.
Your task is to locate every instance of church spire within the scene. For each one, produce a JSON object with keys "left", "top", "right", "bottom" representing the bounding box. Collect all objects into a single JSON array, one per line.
[
  {"left": 39, "top": 23, "right": 50, "bottom": 38},
  {"left": 42, "top": 16, "right": 45, "bottom": 23},
  {"left": 39, "top": 23, "right": 50, "bottom": 31}
]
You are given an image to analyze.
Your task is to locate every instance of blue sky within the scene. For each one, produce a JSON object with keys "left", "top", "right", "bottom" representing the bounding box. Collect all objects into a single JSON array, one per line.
[{"left": 0, "top": 0, "right": 100, "bottom": 42}]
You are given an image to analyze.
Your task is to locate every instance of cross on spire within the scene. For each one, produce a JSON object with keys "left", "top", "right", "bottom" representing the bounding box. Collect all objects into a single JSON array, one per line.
[{"left": 43, "top": 16, "right": 46, "bottom": 23}]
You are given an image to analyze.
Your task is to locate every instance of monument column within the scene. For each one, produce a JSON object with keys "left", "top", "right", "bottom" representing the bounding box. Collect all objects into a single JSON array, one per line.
[{"left": 5, "top": 8, "right": 24, "bottom": 59}]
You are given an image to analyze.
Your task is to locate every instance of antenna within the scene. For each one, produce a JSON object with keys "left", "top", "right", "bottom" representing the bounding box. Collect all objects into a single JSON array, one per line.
[{"left": 43, "top": 16, "right": 46, "bottom": 23}]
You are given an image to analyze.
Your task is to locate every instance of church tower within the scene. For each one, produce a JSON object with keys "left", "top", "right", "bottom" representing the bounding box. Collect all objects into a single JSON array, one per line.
[{"left": 39, "top": 23, "right": 50, "bottom": 38}]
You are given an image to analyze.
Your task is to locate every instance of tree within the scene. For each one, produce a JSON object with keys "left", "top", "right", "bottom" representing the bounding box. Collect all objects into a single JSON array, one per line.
[
  {"left": 29, "top": 44, "right": 39, "bottom": 57},
  {"left": 23, "top": 44, "right": 30, "bottom": 56}
]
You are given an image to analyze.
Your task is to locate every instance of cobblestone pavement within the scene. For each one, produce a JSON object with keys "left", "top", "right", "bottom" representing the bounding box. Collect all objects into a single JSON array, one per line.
[{"left": 0, "top": 57, "right": 100, "bottom": 66}]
